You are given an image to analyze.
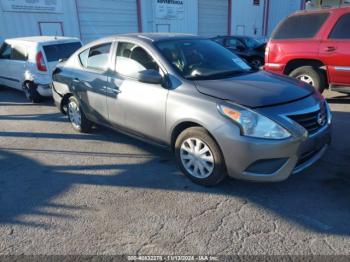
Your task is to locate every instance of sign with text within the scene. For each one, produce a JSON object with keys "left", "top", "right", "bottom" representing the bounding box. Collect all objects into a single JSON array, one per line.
[
  {"left": 155, "top": 0, "right": 184, "bottom": 20},
  {"left": 1, "top": 0, "right": 63, "bottom": 13}
]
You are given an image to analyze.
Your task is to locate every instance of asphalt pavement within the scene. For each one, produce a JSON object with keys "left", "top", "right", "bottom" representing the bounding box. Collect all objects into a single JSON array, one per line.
[{"left": 0, "top": 87, "right": 350, "bottom": 255}]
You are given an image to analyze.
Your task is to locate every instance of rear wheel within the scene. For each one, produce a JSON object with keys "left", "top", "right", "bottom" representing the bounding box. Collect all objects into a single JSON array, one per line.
[
  {"left": 175, "top": 127, "right": 227, "bottom": 186},
  {"left": 23, "top": 82, "right": 41, "bottom": 103},
  {"left": 67, "top": 96, "right": 92, "bottom": 133},
  {"left": 250, "top": 57, "right": 263, "bottom": 69},
  {"left": 289, "top": 66, "right": 326, "bottom": 93}
]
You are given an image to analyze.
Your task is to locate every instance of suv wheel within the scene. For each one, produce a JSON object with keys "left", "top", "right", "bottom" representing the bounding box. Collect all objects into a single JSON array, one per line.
[
  {"left": 67, "top": 96, "right": 92, "bottom": 133},
  {"left": 175, "top": 127, "right": 226, "bottom": 186},
  {"left": 289, "top": 66, "right": 326, "bottom": 93},
  {"left": 23, "top": 82, "right": 41, "bottom": 103}
]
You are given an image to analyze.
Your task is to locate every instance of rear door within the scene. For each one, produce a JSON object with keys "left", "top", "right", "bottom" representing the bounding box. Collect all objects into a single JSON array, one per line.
[
  {"left": 107, "top": 41, "right": 168, "bottom": 142},
  {"left": 319, "top": 13, "right": 350, "bottom": 86},
  {"left": 75, "top": 42, "right": 112, "bottom": 123}
]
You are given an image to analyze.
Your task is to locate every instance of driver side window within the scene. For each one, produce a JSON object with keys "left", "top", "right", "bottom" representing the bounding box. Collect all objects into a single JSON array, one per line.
[{"left": 115, "top": 42, "right": 159, "bottom": 77}]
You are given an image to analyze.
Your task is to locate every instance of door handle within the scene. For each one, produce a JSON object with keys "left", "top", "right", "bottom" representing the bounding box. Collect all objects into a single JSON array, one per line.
[
  {"left": 73, "top": 78, "right": 80, "bottom": 83},
  {"left": 324, "top": 46, "right": 337, "bottom": 52}
]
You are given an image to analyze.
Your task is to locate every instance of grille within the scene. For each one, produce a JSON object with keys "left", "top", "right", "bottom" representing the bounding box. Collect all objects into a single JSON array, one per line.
[{"left": 288, "top": 104, "right": 327, "bottom": 135}]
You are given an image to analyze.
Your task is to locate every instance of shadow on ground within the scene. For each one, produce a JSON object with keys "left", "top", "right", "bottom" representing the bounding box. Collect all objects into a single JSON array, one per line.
[{"left": 0, "top": 88, "right": 350, "bottom": 236}]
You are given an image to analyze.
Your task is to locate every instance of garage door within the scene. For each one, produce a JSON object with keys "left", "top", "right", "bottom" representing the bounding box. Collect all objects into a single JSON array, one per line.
[
  {"left": 77, "top": 0, "right": 138, "bottom": 43},
  {"left": 198, "top": 0, "right": 229, "bottom": 37}
]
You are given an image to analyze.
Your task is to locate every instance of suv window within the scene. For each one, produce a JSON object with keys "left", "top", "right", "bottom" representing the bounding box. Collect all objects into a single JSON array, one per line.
[
  {"left": 43, "top": 42, "right": 82, "bottom": 62},
  {"left": 329, "top": 13, "right": 350, "bottom": 39},
  {"left": 116, "top": 42, "right": 159, "bottom": 77},
  {"left": 79, "top": 43, "right": 112, "bottom": 71},
  {"left": 0, "top": 43, "right": 12, "bottom": 59},
  {"left": 11, "top": 45, "right": 27, "bottom": 61},
  {"left": 271, "top": 13, "right": 330, "bottom": 40}
]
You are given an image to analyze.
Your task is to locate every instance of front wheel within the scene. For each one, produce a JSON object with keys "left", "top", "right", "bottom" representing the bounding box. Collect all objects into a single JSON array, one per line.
[
  {"left": 67, "top": 96, "right": 92, "bottom": 133},
  {"left": 289, "top": 66, "right": 326, "bottom": 93},
  {"left": 175, "top": 127, "right": 227, "bottom": 186}
]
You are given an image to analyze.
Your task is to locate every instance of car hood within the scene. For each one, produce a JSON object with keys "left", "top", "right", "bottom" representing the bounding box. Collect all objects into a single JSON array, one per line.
[{"left": 194, "top": 71, "right": 314, "bottom": 108}]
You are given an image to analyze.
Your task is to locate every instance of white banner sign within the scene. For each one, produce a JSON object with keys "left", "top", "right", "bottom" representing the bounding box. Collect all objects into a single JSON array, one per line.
[
  {"left": 155, "top": 0, "right": 184, "bottom": 20},
  {"left": 1, "top": 0, "right": 63, "bottom": 13}
]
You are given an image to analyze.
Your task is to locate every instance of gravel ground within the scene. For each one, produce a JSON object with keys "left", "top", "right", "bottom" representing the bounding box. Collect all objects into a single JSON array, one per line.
[{"left": 0, "top": 87, "right": 350, "bottom": 255}]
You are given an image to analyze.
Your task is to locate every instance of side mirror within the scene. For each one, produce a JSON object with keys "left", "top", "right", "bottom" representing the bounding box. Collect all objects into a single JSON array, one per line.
[{"left": 137, "top": 69, "right": 162, "bottom": 84}]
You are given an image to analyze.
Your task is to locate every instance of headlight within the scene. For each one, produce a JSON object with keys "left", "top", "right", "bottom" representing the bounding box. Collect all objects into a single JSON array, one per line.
[{"left": 218, "top": 104, "right": 291, "bottom": 140}]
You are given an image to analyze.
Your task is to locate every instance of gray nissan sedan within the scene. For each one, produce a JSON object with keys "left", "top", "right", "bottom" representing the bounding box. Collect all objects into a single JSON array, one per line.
[{"left": 52, "top": 33, "right": 332, "bottom": 186}]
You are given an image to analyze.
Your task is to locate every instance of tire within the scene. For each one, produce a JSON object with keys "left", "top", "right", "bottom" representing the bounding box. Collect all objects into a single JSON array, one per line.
[
  {"left": 23, "top": 82, "right": 41, "bottom": 103},
  {"left": 175, "top": 127, "right": 227, "bottom": 186},
  {"left": 67, "top": 96, "right": 92, "bottom": 133},
  {"left": 249, "top": 57, "right": 264, "bottom": 69},
  {"left": 289, "top": 66, "right": 326, "bottom": 93}
]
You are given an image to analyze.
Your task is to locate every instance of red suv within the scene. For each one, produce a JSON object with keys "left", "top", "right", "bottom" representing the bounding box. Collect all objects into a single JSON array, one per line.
[{"left": 264, "top": 7, "right": 350, "bottom": 93}]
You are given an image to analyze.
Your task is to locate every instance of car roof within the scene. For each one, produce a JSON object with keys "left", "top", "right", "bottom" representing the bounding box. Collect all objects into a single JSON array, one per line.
[
  {"left": 96, "top": 33, "right": 204, "bottom": 44},
  {"left": 6, "top": 36, "right": 81, "bottom": 44}
]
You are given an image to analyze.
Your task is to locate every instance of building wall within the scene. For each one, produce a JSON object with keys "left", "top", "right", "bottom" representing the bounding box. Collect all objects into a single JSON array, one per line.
[
  {"left": 0, "top": 0, "right": 80, "bottom": 39},
  {"left": 76, "top": 0, "right": 139, "bottom": 43},
  {"left": 141, "top": 0, "right": 198, "bottom": 34},
  {"left": 231, "top": 0, "right": 265, "bottom": 36}
]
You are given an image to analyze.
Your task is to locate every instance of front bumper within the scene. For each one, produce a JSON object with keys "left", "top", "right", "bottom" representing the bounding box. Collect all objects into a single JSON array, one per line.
[
  {"left": 213, "top": 96, "right": 332, "bottom": 182},
  {"left": 214, "top": 123, "right": 331, "bottom": 182}
]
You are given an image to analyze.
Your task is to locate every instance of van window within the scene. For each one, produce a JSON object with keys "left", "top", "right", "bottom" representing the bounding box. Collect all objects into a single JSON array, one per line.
[
  {"left": 0, "top": 43, "right": 12, "bottom": 59},
  {"left": 271, "top": 13, "right": 330, "bottom": 40},
  {"left": 329, "top": 13, "right": 350, "bottom": 39},
  {"left": 43, "top": 42, "right": 82, "bottom": 62},
  {"left": 12, "top": 45, "right": 27, "bottom": 61}
]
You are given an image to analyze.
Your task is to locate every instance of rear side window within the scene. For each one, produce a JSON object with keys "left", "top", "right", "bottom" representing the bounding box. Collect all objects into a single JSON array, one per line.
[
  {"left": 43, "top": 42, "right": 82, "bottom": 62},
  {"left": 329, "top": 13, "right": 350, "bottom": 39},
  {"left": 12, "top": 45, "right": 27, "bottom": 61},
  {"left": 271, "top": 13, "right": 330, "bottom": 40},
  {"left": 0, "top": 43, "right": 12, "bottom": 59},
  {"left": 79, "top": 43, "right": 112, "bottom": 71}
]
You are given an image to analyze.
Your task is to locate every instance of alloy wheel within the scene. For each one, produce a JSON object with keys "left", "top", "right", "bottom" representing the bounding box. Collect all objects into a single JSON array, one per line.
[
  {"left": 68, "top": 101, "right": 82, "bottom": 129},
  {"left": 297, "top": 74, "right": 315, "bottom": 86},
  {"left": 180, "top": 138, "right": 215, "bottom": 179}
]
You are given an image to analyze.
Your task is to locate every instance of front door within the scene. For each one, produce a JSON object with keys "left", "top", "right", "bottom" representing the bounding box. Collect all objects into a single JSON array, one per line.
[
  {"left": 319, "top": 13, "right": 350, "bottom": 86},
  {"left": 107, "top": 42, "right": 168, "bottom": 142}
]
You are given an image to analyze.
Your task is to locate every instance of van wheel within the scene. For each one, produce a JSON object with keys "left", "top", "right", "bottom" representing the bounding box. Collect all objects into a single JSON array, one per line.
[
  {"left": 67, "top": 96, "right": 92, "bottom": 133},
  {"left": 175, "top": 127, "right": 227, "bottom": 186},
  {"left": 289, "top": 66, "right": 326, "bottom": 93},
  {"left": 23, "top": 82, "right": 41, "bottom": 103}
]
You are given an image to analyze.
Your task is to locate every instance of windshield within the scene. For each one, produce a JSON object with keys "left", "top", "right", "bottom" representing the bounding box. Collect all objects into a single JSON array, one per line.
[{"left": 156, "top": 39, "right": 251, "bottom": 80}]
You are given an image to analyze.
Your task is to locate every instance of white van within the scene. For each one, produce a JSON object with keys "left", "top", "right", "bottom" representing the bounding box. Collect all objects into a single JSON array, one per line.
[{"left": 0, "top": 36, "right": 82, "bottom": 103}]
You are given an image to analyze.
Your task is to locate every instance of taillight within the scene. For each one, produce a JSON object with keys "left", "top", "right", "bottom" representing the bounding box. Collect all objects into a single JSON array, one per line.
[{"left": 36, "top": 51, "right": 47, "bottom": 72}]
